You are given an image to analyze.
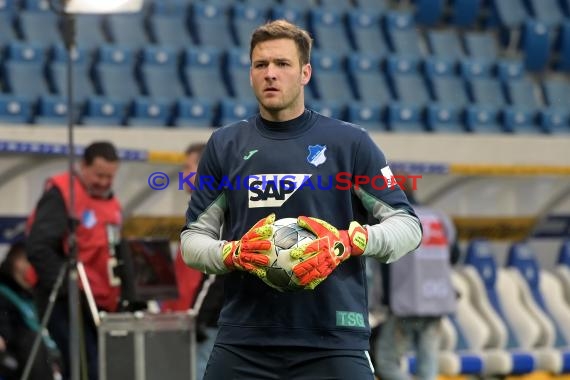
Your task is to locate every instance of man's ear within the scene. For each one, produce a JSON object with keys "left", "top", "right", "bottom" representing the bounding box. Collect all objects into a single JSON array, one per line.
[{"left": 301, "top": 63, "right": 312, "bottom": 85}]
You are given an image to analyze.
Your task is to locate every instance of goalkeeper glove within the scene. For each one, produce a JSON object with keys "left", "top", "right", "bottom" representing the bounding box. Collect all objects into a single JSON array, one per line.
[
  {"left": 222, "top": 213, "right": 275, "bottom": 280},
  {"left": 289, "top": 217, "right": 368, "bottom": 289}
]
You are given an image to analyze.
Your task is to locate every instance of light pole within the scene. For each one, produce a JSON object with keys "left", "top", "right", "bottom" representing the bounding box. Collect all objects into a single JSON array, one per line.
[{"left": 20, "top": 1, "right": 143, "bottom": 379}]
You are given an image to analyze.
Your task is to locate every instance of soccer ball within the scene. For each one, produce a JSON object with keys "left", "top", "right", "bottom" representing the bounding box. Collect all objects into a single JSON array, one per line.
[{"left": 263, "top": 218, "right": 317, "bottom": 292}]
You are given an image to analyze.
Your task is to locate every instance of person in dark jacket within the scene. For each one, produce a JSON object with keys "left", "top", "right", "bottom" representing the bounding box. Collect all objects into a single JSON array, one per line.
[{"left": 0, "top": 241, "right": 60, "bottom": 380}]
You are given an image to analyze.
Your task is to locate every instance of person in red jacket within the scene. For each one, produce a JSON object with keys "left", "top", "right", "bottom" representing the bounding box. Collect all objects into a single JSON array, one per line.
[{"left": 26, "top": 141, "right": 122, "bottom": 380}]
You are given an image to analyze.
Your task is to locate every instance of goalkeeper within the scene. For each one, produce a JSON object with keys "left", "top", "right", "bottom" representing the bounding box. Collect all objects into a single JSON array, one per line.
[{"left": 180, "top": 19, "right": 422, "bottom": 380}]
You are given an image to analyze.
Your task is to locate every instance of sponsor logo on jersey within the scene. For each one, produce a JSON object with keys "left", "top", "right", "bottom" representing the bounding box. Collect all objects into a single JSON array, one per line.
[
  {"left": 380, "top": 165, "right": 395, "bottom": 189},
  {"left": 307, "top": 145, "right": 327, "bottom": 167},
  {"left": 243, "top": 149, "right": 258, "bottom": 160},
  {"left": 336, "top": 311, "right": 366, "bottom": 328},
  {"left": 248, "top": 174, "right": 311, "bottom": 208}
]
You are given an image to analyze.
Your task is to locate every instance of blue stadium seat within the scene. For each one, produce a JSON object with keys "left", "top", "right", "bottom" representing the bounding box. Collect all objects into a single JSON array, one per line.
[
  {"left": 34, "top": 95, "right": 70, "bottom": 125},
  {"left": 414, "top": 0, "right": 445, "bottom": 26},
  {"left": 81, "top": 96, "right": 126, "bottom": 126},
  {"left": 190, "top": 3, "right": 233, "bottom": 49},
  {"left": 386, "top": 103, "right": 425, "bottom": 132},
  {"left": 0, "top": 94, "right": 33, "bottom": 124},
  {"left": 541, "top": 78, "right": 570, "bottom": 133},
  {"left": 321, "top": 0, "right": 354, "bottom": 11},
  {"left": 49, "top": 44, "right": 95, "bottom": 105},
  {"left": 507, "top": 243, "right": 570, "bottom": 355},
  {"left": 105, "top": 13, "right": 150, "bottom": 50},
  {"left": 231, "top": 4, "right": 268, "bottom": 48},
  {"left": 0, "top": 12, "right": 18, "bottom": 47},
  {"left": 526, "top": 0, "right": 564, "bottom": 29},
  {"left": 450, "top": 0, "right": 481, "bottom": 27},
  {"left": 468, "top": 77, "right": 507, "bottom": 107},
  {"left": 0, "top": 0, "right": 17, "bottom": 12},
  {"left": 147, "top": 9, "right": 195, "bottom": 49},
  {"left": 242, "top": 0, "right": 277, "bottom": 8},
  {"left": 492, "top": 0, "right": 528, "bottom": 30},
  {"left": 17, "top": 1, "right": 61, "bottom": 46},
  {"left": 354, "top": 0, "right": 388, "bottom": 12},
  {"left": 427, "top": 29, "right": 465, "bottom": 60},
  {"left": 150, "top": 0, "right": 187, "bottom": 15},
  {"left": 347, "top": 10, "right": 388, "bottom": 55},
  {"left": 307, "top": 100, "right": 345, "bottom": 120},
  {"left": 459, "top": 59, "right": 494, "bottom": 80},
  {"left": 423, "top": 56, "right": 456, "bottom": 78},
  {"left": 463, "top": 32, "right": 499, "bottom": 62},
  {"left": 93, "top": 45, "right": 140, "bottom": 102},
  {"left": 226, "top": 48, "right": 256, "bottom": 102},
  {"left": 2, "top": 42, "right": 50, "bottom": 99},
  {"left": 139, "top": 46, "right": 186, "bottom": 101},
  {"left": 540, "top": 109, "right": 570, "bottom": 134},
  {"left": 386, "top": 57, "right": 430, "bottom": 108},
  {"left": 521, "top": 20, "right": 550, "bottom": 72},
  {"left": 465, "top": 106, "right": 503, "bottom": 133},
  {"left": 424, "top": 58, "right": 470, "bottom": 109},
  {"left": 270, "top": 6, "right": 308, "bottom": 32},
  {"left": 426, "top": 104, "right": 465, "bottom": 133},
  {"left": 173, "top": 98, "right": 214, "bottom": 128},
  {"left": 184, "top": 46, "right": 228, "bottom": 103},
  {"left": 309, "top": 8, "right": 353, "bottom": 54},
  {"left": 75, "top": 15, "right": 107, "bottom": 51},
  {"left": 280, "top": 0, "right": 318, "bottom": 12},
  {"left": 505, "top": 77, "right": 541, "bottom": 111},
  {"left": 346, "top": 103, "right": 384, "bottom": 131},
  {"left": 217, "top": 98, "right": 258, "bottom": 126},
  {"left": 502, "top": 108, "right": 543, "bottom": 134},
  {"left": 310, "top": 51, "right": 356, "bottom": 106},
  {"left": 347, "top": 53, "right": 391, "bottom": 106},
  {"left": 496, "top": 59, "right": 525, "bottom": 82},
  {"left": 127, "top": 97, "right": 171, "bottom": 127},
  {"left": 384, "top": 11, "right": 424, "bottom": 59}
]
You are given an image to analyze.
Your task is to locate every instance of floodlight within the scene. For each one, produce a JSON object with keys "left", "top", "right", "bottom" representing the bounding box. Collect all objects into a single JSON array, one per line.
[{"left": 64, "top": 0, "right": 143, "bottom": 14}]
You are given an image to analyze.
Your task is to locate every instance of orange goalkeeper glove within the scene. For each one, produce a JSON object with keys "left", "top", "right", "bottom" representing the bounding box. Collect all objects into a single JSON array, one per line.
[
  {"left": 222, "top": 213, "right": 275, "bottom": 280},
  {"left": 289, "top": 216, "right": 368, "bottom": 289}
]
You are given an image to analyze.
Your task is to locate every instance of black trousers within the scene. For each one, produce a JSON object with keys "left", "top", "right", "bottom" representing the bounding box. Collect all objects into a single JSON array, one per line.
[
  {"left": 0, "top": 329, "right": 54, "bottom": 380},
  {"left": 203, "top": 343, "right": 375, "bottom": 380}
]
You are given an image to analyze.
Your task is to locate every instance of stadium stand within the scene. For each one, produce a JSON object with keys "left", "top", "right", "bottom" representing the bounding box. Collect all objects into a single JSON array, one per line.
[{"left": 0, "top": 0, "right": 567, "bottom": 132}]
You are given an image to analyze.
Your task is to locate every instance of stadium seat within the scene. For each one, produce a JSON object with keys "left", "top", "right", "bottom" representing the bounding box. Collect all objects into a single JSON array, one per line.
[
  {"left": 307, "top": 100, "right": 345, "bottom": 120},
  {"left": 505, "top": 244, "right": 570, "bottom": 374},
  {"left": 505, "top": 77, "right": 542, "bottom": 111},
  {"left": 147, "top": 8, "right": 195, "bottom": 49},
  {"left": 34, "top": 95, "right": 70, "bottom": 125},
  {"left": 463, "top": 32, "right": 499, "bottom": 62},
  {"left": 139, "top": 46, "right": 186, "bottom": 101},
  {"left": 557, "top": 21, "right": 570, "bottom": 71},
  {"left": 347, "top": 53, "right": 391, "bottom": 106},
  {"left": 0, "top": 12, "right": 18, "bottom": 47},
  {"left": 354, "top": 0, "right": 387, "bottom": 12},
  {"left": 521, "top": 20, "right": 550, "bottom": 72},
  {"left": 450, "top": 0, "right": 481, "bottom": 27},
  {"left": 526, "top": 0, "right": 565, "bottom": 29},
  {"left": 93, "top": 45, "right": 140, "bottom": 102},
  {"left": 426, "top": 104, "right": 465, "bottom": 133},
  {"left": 461, "top": 240, "right": 538, "bottom": 375},
  {"left": 127, "top": 97, "right": 172, "bottom": 127},
  {"left": 427, "top": 29, "right": 465, "bottom": 60},
  {"left": 542, "top": 78, "right": 570, "bottom": 132},
  {"left": 225, "top": 48, "right": 256, "bottom": 102},
  {"left": 386, "top": 103, "right": 425, "bottom": 133},
  {"left": 184, "top": 46, "right": 228, "bottom": 103},
  {"left": 75, "top": 15, "right": 107, "bottom": 51},
  {"left": 346, "top": 103, "right": 384, "bottom": 131},
  {"left": 173, "top": 98, "right": 214, "bottom": 128},
  {"left": 2, "top": 42, "right": 50, "bottom": 99},
  {"left": 190, "top": 3, "right": 234, "bottom": 49},
  {"left": 459, "top": 59, "right": 494, "bottom": 80},
  {"left": 465, "top": 106, "right": 503, "bottom": 133},
  {"left": 309, "top": 8, "right": 353, "bottom": 54},
  {"left": 231, "top": 3, "right": 268, "bottom": 48},
  {"left": 496, "top": 59, "right": 525, "bottom": 82},
  {"left": 414, "top": 0, "right": 445, "bottom": 26},
  {"left": 217, "top": 98, "right": 258, "bottom": 126},
  {"left": 270, "top": 6, "right": 309, "bottom": 32},
  {"left": 49, "top": 44, "right": 95, "bottom": 105},
  {"left": 386, "top": 57, "right": 430, "bottom": 108},
  {"left": 17, "top": 2, "right": 61, "bottom": 47},
  {"left": 0, "top": 94, "right": 33, "bottom": 124},
  {"left": 280, "top": 0, "right": 318, "bottom": 12},
  {"left": 384, "top": 11, "right": 425, "bottom": 59},
  {"left": 105, "top": 13, "right": 150, "bottom": 50},
  {"left": 502, "top": 108, "right": 544, "bottom": 134},
  {"left": 467, "top": 77, "right": 507, "bottom": 108},
  {"left": 319, "top": 0, "right": 353, "bottom": 12},
  {"left": 81, "top": 96, "right": 126, "bottom": 126},
  {"left": 425, "top": 58, "right": 470, "bottom": 109},
  {"left": 310, "top": 51, "right": 356, "bottom": 106},
  {"left": 347, "top": 10, "right": 388, "bottom": 55}
]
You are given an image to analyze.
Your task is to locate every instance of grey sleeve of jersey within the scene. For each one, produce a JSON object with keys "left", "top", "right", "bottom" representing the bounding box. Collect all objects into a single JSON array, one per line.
[{"left": 355, "top": 188, "right": 422, "bottom": 263}]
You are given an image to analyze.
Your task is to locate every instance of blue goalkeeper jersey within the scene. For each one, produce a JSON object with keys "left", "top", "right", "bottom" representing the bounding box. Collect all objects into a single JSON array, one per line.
[{"left": 184, "top": 109, "right": 418, "bottom": 350}]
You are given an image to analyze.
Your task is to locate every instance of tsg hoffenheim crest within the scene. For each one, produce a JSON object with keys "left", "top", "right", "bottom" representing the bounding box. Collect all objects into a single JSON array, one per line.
[{"left": 307, "top": 145, "right": 327, "bottom": 167}]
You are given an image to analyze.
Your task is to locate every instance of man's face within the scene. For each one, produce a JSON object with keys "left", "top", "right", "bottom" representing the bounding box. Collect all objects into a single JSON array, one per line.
[
  {"left": 80, "top": 157, "right": 119, "bottom": 197},
  {"left": 250, "top": 38, "right": 311, "bottom": 121},
  {"left": 182, "top": 152, "right": 200, "bottom": 194}
]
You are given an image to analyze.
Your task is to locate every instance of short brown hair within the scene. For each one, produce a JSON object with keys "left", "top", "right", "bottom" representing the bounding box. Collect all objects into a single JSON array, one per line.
[
  {"left": 250, "top": 19, "right": 313, "bottom": 66},
  {"left": 185, "top": 142, "right": 206, "bottom": 157}
]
